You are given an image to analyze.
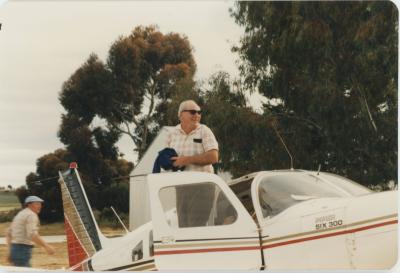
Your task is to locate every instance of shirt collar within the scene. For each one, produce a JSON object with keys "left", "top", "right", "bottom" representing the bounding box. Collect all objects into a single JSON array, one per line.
[{"left": 177, "top": 124, "right": 201, "bottom": 135}]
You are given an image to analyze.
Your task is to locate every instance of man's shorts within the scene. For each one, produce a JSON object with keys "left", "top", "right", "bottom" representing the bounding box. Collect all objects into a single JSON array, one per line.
[{"left": 10, "top": 243, "right": 33, "bottom": 267}]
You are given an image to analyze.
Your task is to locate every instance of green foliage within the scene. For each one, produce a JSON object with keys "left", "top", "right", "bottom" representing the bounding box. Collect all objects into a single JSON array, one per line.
[
  {"left": 26, "top": 24, "right": 196, "bottom": 222},
  {"left": 202, "top": 72, "right": 284, "bottom": 177},
  {"left": 0, "top": 208, "right": 20, "bottom": 223},
  {"left": 145, "top": 77, "right": 202, "bottom": 146},
  {"left": 97, "top": 182, "right": 130, "bottom": 213},
  {"left": 23, "top": 148, "right": 133, "bottom": 222},
  {"left": 23, "top": 149, "right": 70, "bottom": 222},
  {"left": 98, "top": 207, "right": 128, "bottom": 229},
  {"left": 108, "top": 25, "right": 196, "bottom": 158},
  {"left": 53, "top": 25, "right": 196, "bottom": 217},
  {"left": 230, "top": 1, "right": 397, "bottom": 185},
  {"left": 14, "top": 186, "right": 28, "bottom": 206},
  {"left": 59, "top": 25, "right": 197, "bottom": 161},
  {"left": 60, "top": 54, "right": 114, "bottom": 124}
]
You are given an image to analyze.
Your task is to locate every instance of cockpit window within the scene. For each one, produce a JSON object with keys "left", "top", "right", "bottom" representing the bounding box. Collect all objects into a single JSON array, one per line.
[
  {"left": 159, "top": 182, "right": 237, "bottom": 228},
  {"left": 258, "top": 174, "right": 346, "bottom": 218}
]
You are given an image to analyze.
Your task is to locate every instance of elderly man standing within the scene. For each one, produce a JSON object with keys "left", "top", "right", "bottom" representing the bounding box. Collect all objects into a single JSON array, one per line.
[
  {"left": 166, "top": 99, "right": 219, "bottom": 171},
  {"left": 166, "top": 100, "right": 219, "bottom": 227},
  {"left": 6, "top": 195, "right": 55, "bottom": 267}
]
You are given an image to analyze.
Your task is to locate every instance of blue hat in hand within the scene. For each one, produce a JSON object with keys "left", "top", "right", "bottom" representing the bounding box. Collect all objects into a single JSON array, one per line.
[{"left": 24, "top": 195, "right": 44, "bottom": 204}]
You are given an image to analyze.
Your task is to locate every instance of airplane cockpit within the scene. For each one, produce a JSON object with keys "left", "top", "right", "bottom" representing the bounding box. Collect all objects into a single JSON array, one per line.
[{"left": 228, "top": 170, "right": 372, "bottom": 221}]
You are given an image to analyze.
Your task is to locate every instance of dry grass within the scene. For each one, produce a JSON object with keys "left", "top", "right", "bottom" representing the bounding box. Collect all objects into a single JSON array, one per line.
[
  {"left": 0, "top": 221, "right": 69, "bottom": 269},
  {"left": 0, "top": 222, "right": 66, "bottom": 237},
  {"left": 0, "top": 242, "right": 69, "bottom": 269},
  {"left": 1, "top": 222, "right": 125, "bottom": 237},
  {"left": 0, "top": 205, "right": 20, "bottom": 212},
  {"left": 38, "top": 222, "right": 66, "bottom": 236},
  {"left": 0, "top": 192, "right": 126, "bottom": 269},
  {"left": 0, "top": 221, "right": 125, "bottom": 269},
  {"left": 0, "top": 222, "right": 12, "bottom": 237},
  {"left": 99, "top": 226, "right": 126, "bottom": 237}
]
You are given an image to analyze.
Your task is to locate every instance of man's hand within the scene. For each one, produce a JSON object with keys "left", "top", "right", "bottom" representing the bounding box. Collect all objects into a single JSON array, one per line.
[
  {"left": 44, "top": 244, "right": 55, "bottom": 255},
  {"left": 32, "top": 233, "right": 55, "bottom": 255},
  {"left": 171, "top": 156, "right": 189, "bottom": 167}
]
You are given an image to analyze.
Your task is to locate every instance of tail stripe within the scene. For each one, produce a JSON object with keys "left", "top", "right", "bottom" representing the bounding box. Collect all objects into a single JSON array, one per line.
[
  {"left": 64, "top": 215, "right": 89, "bottom": 270},
  {"left": 59, "top": 169, "right": 102, "bottom": 270},
  {"left": 61, "top": 169, "right": 102, "bottom": 250}
]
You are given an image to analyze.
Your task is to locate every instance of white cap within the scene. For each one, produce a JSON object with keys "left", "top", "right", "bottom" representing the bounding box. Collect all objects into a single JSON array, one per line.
[{"left": 24, "top": 195, "right": 44, "bottom": 204}]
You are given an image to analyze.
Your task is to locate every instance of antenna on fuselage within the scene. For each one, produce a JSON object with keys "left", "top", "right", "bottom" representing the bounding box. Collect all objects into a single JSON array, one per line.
[
  {"left": 270, "top": 119, "right": 294, "bottom": 170},
  {"left": 111, "top": 206, "right": 129, "bottom": 234}
]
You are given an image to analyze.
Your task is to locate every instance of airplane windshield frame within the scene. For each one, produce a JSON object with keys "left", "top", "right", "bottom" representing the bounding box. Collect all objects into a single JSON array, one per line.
[{"left": 318, "top": 172, "right": 372, "bottom": 196}]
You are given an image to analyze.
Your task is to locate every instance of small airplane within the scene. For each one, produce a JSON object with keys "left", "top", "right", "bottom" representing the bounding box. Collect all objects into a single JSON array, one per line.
[{"left": 57, "top": 162, "right": 398, "bottom": 271}]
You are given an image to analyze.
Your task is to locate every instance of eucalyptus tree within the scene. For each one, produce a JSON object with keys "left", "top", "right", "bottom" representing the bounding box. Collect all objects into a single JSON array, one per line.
[
  {"left": 231, "top": 1, "right": 397, "bottom": 185},
  {"left": 60, "top": 25, "right": 196, "bottom": 159}
]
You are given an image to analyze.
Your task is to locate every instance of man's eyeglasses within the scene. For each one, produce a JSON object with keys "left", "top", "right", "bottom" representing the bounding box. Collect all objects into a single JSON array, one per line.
[{"left": 182, "top": 110, "right": 202, "bottom": 115}]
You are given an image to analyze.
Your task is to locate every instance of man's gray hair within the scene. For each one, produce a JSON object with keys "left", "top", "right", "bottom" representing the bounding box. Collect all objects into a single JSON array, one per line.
[{"left": 178, "top": 100, "right": 200, "bottom": 117}]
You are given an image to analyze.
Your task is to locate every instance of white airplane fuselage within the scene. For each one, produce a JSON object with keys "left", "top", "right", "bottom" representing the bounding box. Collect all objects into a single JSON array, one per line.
[{"left": 58, "top": 168, "right": 398, "bottom": 271}]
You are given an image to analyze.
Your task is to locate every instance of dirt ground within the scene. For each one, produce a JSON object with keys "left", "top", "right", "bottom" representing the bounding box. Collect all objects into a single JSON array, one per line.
[
  {"left": 0, "top": 242, "right": 69, "bottom": 269},
  {"left": 0, "top": 222, "right": 125, "bottom": 270},
  {"left": 0, "top": 222, "right": 68, "bottom": 269}
]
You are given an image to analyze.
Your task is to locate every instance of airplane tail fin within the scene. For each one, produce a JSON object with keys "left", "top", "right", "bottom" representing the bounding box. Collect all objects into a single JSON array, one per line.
[{"left": 58, "top": 163, "right": 107, "bottom": 271}]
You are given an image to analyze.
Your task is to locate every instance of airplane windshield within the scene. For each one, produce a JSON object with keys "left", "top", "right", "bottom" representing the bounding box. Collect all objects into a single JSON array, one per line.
[
  {"left": 318, "top": 172, "right": 372, "bottom": 196},
  {"left": 258, "top": 173, "right": 346, "bottom": 218}
]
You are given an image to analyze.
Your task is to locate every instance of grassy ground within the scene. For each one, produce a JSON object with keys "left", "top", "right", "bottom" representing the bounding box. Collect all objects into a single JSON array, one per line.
[{"left": 0, "top": 192, "right": 20, "bottom": 212}]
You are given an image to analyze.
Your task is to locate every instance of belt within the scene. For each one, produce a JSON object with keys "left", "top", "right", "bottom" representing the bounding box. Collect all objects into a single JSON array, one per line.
[{"left": 11, "top": 243, "right": 34, "bottom": 248}]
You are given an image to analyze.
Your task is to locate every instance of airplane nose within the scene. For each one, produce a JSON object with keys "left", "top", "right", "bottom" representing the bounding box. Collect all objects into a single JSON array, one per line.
[{"left": 344, "top": 190, "right": 398, "bottom": 269}]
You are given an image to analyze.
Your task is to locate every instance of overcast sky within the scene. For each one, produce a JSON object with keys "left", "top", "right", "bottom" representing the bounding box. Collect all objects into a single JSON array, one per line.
[{"left": 0, "top": 0, "right": 265, "bottom": 188}]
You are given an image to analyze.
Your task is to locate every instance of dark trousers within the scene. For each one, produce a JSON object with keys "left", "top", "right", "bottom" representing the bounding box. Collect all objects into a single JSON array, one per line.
[{"left": 10, "top": 243, "right": 33, "bottom": 267}]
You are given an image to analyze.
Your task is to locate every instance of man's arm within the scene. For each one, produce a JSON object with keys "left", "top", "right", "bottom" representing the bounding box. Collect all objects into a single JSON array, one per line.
[
  {"left": 6, "top": 227, "right": 11, "bottom": 246},
  {"left": 31, "top": 233, "right": 55, "bottom": 255},
  {"left": 172, "top": 149, "right": 218, "bottom": 167},
  {"left": 26, "top": 214, "right": 55, "bottom": 255}
]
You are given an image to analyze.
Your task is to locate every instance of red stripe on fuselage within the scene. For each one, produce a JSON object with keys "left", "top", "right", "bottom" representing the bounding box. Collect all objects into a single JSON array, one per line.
[
  {"left": 154, "top": 219, "right": 397, "bottom": 256},
  {"left": 155, "top": 245, "right": 260, "bottom": 255},
  {"left": 263, "top": 219, "right": 398, "bottom": 249}
]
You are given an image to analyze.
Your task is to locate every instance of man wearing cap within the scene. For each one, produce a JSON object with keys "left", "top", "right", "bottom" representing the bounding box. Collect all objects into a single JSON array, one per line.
[
  {"left": 166, "top": 100, "right": 219, "bottom": 227},
  {"left": 6, "top": 195, "right": 55, "bottom": 267}
]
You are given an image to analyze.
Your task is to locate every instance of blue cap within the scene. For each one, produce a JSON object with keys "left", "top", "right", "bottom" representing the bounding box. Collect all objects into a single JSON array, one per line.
[{"left": 24, "top": 196, "right": 44, "bottom": 204}]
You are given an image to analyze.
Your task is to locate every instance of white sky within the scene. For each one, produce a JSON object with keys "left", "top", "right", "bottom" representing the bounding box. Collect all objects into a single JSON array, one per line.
[{"left": 0, "top": 0, "right": 266, "bottom": 188}]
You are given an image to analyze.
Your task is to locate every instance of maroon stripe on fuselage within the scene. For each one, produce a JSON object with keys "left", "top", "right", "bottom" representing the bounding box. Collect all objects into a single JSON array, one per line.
[
  {"left": 263, "top": 219, "right": 397, "bottom": 249},
  {"left": 155, "top": 245, "right": 260, "bottom": 255},
  {"left": 154, "top": 219, "right": 397, "bottom": 256}
]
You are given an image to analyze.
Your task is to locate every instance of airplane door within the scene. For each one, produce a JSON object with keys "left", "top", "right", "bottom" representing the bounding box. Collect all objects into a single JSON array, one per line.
[{"left": 147, "top": 172, "right": 262, "bottom": 270}]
